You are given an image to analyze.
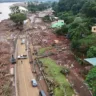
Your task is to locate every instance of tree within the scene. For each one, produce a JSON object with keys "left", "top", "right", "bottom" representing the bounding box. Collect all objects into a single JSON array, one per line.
[
  {"left": 55, "top": 24, "right": 68, "bottom": 35},
  {"left": 10, "top": 13, "right": 26, "bottom": 25},
  {"left": 79, "top": 34, "right": 96, "bottom": 53},
  {"left": 57, "top": 11, "right": 74, "bottom": 24},
  {"left": 86, "top": 67, "right": 96, "bottom": 96},
  {"left": 81, "top": 1, "right": 96, "bottom": 17},
  {"left": 73, "top": 17, "right": 83, "bottom": 23},
  {"left": 27, "top": 2, "right": 38, "bottom": 12},
  {"left": 68, "top": 23, "right": 90, "bottom": 40},
  {"left": 52, "top": 1, "right": 58, "bottom": 13},
  {"left": 10, "top": 6, "right": 20, "bottom": 14},
  {"left": 71, "top": 39, "right": 80, "bottom": 50},
  {"left": 87, "top": 46, "right": 96, "bottom": 58},
  {"left": 27, "top": 2, "right": 49, "bottom": 12}
]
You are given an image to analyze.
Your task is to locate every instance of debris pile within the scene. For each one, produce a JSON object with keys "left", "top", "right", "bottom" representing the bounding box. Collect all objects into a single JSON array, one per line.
[{"left": 0, "top": 42, "right": 12, "bottom": 96}]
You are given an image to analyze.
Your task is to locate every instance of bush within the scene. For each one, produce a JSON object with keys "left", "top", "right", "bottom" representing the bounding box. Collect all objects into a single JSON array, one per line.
[
  {"left": 55, "top": 24, "right": 68, "bottom": 35},
  {"left": 87, "top": 46, "right": 96, "bottom": 58},
  {"left": 86, "top": 67, "right": 96, "bottom": 95}
]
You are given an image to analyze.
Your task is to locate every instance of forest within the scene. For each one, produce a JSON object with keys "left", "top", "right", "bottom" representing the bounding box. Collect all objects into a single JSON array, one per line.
[{"left": 52, "top": 0, "right": 96, "bottom": 95}]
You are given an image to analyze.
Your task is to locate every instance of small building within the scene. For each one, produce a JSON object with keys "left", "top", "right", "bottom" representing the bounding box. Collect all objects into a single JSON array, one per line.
[
  {"left": 51, "top": 20, "right": 64, "bottom": 28},
  {"left": 84, "top": 58, "right": 96, "bottom": 66},
  {"left": 19, "top": 6, "right": 28, "bottom": 13},
  {"left": 92, "top": 26, "right": 96, "bottom": 33}
]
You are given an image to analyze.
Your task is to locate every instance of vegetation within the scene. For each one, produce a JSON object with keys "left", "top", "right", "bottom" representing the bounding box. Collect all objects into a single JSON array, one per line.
[
  {"left": 2, "top": 82, "right": 11, "bottom": 96},
  {"left": 27, "top": 2, "right": 51, "bottom": 13},
  {"left": 55, "top": 24, "right": 68, "bottom": 35},
  {"left": 38, "top": 47, "right": 52, "bottom": 55},
  {"left": 52, "top": 0, "right": 96, "bottom": 55},
  {"left": 40, "top": 57, "right": 74, "bottom": 96},
  {"left": 51, "top": 0, "right": 96, "bottom": 94},
  {"left": 10, "top": 6, "right": 20, "bottom": 14},
  {"left": 9, "top": 5, "right": 26, "bottom": 27},
  {"left": 86, "top": 67, "right": 96, "bottom": 96},
  {"left": 87, "top": 46, "right": 96, "bottom": 58},
  {"left": 10, "top": 13, "right": 26, "bottom": 25}
]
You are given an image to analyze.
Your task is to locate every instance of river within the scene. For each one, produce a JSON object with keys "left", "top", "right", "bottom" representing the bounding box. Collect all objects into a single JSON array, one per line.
[{"left": 0, "top": 2, "right": 15, "bottom": 22}]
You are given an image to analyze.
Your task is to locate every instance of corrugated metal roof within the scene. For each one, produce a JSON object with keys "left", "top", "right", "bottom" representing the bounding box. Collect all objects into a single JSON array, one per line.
[
  {"left": 51, "top": 20, "right": 64, "bottom": 28},
  {"left": 84, "top": 58, "right": 96, "bottom": 66}
]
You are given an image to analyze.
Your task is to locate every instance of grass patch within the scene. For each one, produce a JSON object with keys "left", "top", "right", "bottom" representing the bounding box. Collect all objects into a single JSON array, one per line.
[
  {"left": 40, "top": 57, "right": 74, "bottom": 96},
  {"left": 38, "top": 47, "right": 52, "bottom": 55}
]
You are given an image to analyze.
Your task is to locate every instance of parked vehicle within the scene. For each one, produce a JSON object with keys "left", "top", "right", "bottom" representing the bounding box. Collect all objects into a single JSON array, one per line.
[
  {"left": 31, "top": 79, "right": 38, "bottom": 87},
  {"left": 21, "top": 55, "right": 27, "bottom": 59},
  {"left": 39, "top": 90, "right": 46, "bottom": 96},
  {"left": 11, "top": 55, "right": 16, "bottom": 64},
  {"left": 21, "top": 39, "right": 25, "bottom": 44},
  {"left": 17, "top": 54, "right": 27, "bottom": 59},
  {"left": 17, "top": 55, "right": 21, "bottom": 59}
]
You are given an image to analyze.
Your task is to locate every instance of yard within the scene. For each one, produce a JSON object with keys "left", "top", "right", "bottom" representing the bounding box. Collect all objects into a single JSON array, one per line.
[{"left": 40, "top": 57, "right": 74, "bottom": 96}]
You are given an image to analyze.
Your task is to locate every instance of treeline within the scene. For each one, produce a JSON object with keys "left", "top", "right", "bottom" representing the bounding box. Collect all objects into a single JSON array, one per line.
[
  {"left": 27, "top": 1, "right": 52, "bottom": 12},
  {"left": 52, "top": 0, "right": 96, "bottom": 95},
  {"left": 52, "top": 0, "right": 96, "bottom": 57}
]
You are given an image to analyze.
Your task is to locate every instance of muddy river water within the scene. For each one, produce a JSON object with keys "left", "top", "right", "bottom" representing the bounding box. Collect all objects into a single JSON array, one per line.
[{"left": 0, "top": 2, "right": 15, "bottom": 22}]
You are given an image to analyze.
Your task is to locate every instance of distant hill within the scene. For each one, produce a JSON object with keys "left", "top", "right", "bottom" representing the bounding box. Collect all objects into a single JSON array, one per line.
[{"left": 0, "top": 0, "right": 58, "bottom": 3}]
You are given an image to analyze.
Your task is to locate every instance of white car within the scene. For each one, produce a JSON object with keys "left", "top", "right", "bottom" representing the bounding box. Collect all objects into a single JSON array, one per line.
[
  {"left": 21, "top": 39, "right": 25, "bottom": 44},
  {"left": 17, "top": 55, "right": 21, "bottom": 59},
  {"left": 31, "top": 79, "right": 38, "bottom": 87},
  {"left": 17, "top": 55, "right": 27, "bottom": 59}
]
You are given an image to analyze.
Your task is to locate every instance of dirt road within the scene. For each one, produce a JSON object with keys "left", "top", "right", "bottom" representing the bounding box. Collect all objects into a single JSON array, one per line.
[{"left": 16, "top": 39, "right": 39, "bottom": 96}]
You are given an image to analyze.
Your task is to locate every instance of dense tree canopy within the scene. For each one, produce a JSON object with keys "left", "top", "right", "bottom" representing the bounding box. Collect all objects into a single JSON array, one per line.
[
  {"left": 51, "top": 0, "right": 96, "bottom": 95},
  {"left": 27, "top": 2, "right": 51, "bottom": 12},
  {"left": 87, "top": 46, "right": 96, "bottom": 58},
  {"left": 52, "top": 0, "right": 96, "bottom": 53}
]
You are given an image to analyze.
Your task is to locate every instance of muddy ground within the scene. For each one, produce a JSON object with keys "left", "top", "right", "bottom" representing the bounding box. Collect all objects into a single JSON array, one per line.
[
  {"left": 27, "top": 11, "right": 92, "bottom": 96},
  {"left": 0, "top": 9, "right": 93, "bottom": 96},
  {"left": 0, "top": 19, "right": 19, "bottom": 96}
]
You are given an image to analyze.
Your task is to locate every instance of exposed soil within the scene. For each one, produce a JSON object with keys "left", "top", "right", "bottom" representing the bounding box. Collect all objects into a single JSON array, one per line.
[
  {"left": 0, "top": 9, "right": 93, "bottom": 96},
  {"left": 0, "top": 42, "right": 11, "bottom": 96},
  {"left": 0, "top": 19, "right": 20, "bottom": 96},
  {"left": 27, "top": 11, "right": 93, "bottom": 96}
]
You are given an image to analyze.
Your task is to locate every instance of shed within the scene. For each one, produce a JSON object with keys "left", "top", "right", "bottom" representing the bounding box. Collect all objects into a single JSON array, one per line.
[{"left": 84, "top": 58, "right": 96, "bottom": 66}]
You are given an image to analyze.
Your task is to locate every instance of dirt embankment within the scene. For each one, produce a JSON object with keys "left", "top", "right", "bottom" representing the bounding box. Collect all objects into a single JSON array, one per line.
[
  {"left": 0, "top": 19, "right": 19, "bottom": 96},
  {"left": 0, "top": 20, "right": 12, "bottom": 96},
  {"left": 0, "top": 42, "right": 11, "bottom": 96}
]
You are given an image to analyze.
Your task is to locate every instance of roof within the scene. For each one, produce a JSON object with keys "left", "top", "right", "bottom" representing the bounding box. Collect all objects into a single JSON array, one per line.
[
  {"left": 84, "top": 57, "right": 96, "bottom": 66},
  {"left": 51, "top": 20, "right": 64, "bottom": 28},
  {"left": 19, "top": 6, "right": 28, "bottom": 11}
]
